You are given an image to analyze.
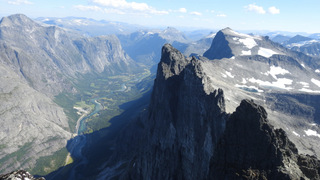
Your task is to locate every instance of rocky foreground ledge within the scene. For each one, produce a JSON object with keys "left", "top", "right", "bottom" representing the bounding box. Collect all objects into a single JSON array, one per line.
[{"left": 0, "top": 170, "right": 45, "bottom": 180}]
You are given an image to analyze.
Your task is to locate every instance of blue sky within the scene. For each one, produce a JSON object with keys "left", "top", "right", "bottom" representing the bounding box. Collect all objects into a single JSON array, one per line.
[{"left": 0, "top": 0, "right": 319, "bottom": 33}]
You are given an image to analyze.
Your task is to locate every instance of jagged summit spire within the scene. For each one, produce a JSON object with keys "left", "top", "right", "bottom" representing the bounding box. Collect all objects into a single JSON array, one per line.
[{"left": 158, "top": 44, "right": 188, "bottom": 79}]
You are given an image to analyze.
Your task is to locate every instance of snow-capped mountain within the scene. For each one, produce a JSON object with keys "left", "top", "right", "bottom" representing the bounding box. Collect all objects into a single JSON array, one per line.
[
  {"left": 201, "top": 28, "right": 320, "bottom": 157},
  {"left": 271, "top": 34, "right": 320, "bottom": 58}
]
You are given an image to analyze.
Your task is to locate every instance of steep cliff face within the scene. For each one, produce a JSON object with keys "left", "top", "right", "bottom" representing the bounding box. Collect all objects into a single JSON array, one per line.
[
  {"left": 203, "top": 29, "right": 233, "bottom": 60},
  {"left": 132, "top": 44, "right": 227, "bottom": 179},
  {"left": 211, "top": 99, "right": 320, "bottom": 180},
  {"left": 98, "top": 44, "right": 228, "bottom": 179}
]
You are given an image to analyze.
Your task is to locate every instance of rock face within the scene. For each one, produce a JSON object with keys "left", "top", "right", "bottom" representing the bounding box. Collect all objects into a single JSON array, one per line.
[
  {"left": 211, "top": 99, "right": 320, "bottom": 180},
  {"left": 0, "top": 14, "right": 138, "bottom": 96},
  {"left": 97, "top": 44, "right": 228, "bottom": 179},
  {"left": 0, "top": 170, "right": 45, "bottom": 180},
  {"left": 135, "top": 44, "right": 227, "bottom": 179},
  {"left": 0, "top": 14, "right": 141, "bottom": 173},
  {"left": 203, "top": 29, "right": 233, "bottom": 59}
]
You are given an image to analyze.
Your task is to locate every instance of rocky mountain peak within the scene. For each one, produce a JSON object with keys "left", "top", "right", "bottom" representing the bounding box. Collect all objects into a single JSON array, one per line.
[
  {"left": 204, "top": 28, "right": 286, "bottom": 60},
  {"left": 203, "top": 28, "right": 233, "bottom": 60},
  {"left": 160, "top": 27, "right": 188, "bottom": 43},
  {"left": 233, "top": 99, "right": 268, "bottom": 127},
  {"left": 158, "top": 44, "right": 189, "bottom": 79},
  {"left": 211, "top": 99, "right": 320, "bottom": 180},
  {"left": 0, "top": 14, "right": 39, "bottom": 28}
]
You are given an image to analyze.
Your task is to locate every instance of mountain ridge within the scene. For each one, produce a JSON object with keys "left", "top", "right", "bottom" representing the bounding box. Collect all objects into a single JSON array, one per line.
[
  {"left": 0, "top": 13, "right": 143, "bottom": 174},
  {"left": 96, "top": 43, "right": 320, "bottom": 179}
]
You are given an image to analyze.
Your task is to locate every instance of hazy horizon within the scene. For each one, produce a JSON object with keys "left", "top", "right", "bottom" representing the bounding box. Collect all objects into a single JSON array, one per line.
[{"left": 0, "top": 0, "right": 319, "bottom": 34}]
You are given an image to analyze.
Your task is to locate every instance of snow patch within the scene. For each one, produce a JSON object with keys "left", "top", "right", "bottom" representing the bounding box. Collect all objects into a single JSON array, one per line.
[
  {"left": 248, "top": 77, "right": 293, "bottom": 90},
  {"left": 298, "top": 82, "right": 309, "bottom": 88},
  {"left": 311, "top": 78, "right": 320, "bottom": 87},
  {"left": 315, "top": 69, "right": 320, "bottom": 73},
  {"left": 258, "top": 47, "right": 279, "bottom": 58},
  {"left": 221, "top": 73, "right": 227, "bottom": 78},
  {"left": 225, "top": 71, "right": 235, "bottom": 78},
  {"left": 299, "top": 88, "right": 320, "bottom": 93},
  {"left": 230, "top": 56, "right": 235, "bottom": 59},
  {"left": 241, "top": 50, "right": 251, "bottom": 56},
  {"left": 241, "top": 78, "right": 247, "bottom": 84},
  {"left": 293, "top": 131, "right": 300, "bottom": 137},
  {"left": 301, "top": 63, "right": 305, "bottom": 68},
  {"left": 305, "top": 129, "right": 320, "bottom": 138},
  {"left": 239, "top": 38, "right": 257, "bottom": 49},
  {"left": 264, "top": 66, "right": 290, "bottom": 79}
]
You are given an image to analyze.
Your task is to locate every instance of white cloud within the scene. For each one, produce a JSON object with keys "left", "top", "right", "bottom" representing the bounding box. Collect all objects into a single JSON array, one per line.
[
  {"left": 75, "top": 5, "right": 102, "bottom": 12},
  {"left": 217, "top": 14, "right": 227, "bottom": 17},
  {"left": 268, "top": 6, "right": 280, "bottom": 14},
  {"left": 178, "top": 8, "right": 187, "bottom": 13},
  {"left": 190, "top": 11, "right": 202, "bottom": 16},
  {"left": 90, "top": 0, "right": 168, "bottom": 15},
  {"left": 8, "top": 0, "right": 33, "bottom": 5},
  {"left": 104, "top": 8, "right": 126, "bottom": 14},
  {"left": 244, "top": 4, "right": 266, "bottom": 14}
]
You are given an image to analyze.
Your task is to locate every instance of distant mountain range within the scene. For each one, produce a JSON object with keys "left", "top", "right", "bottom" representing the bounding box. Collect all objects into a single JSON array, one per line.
[
  {"left": 271, "top": 34, "right": 320, "bottom": 57},
  {"left": 117, "top": 27, "right": 215, "bottom": 71},
  {"left": 36, "top": 16, "right": 143, "bottom": 36}
]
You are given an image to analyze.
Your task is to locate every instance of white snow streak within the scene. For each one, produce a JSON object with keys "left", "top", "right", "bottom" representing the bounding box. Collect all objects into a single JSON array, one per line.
[
  {"left": 299, "top": 88, "right": 320, "bottom": 93},
  {"left": 305, "top": 129, "right": 320, "bottom": 138},
  {"left": 258, "top": 47, "right": 278, "bottom": 58},
  {"left": 311, "top": 78, "right": 320, "bottom": 87},
  {"left": 225, "top": 71, "right": 235, "bottom": 78},
  {"left": 293, "top": 131, "right": 300, "bottom": 137}
]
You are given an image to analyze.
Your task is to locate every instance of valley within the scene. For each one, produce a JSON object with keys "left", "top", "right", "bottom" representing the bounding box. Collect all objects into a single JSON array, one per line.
[{"left": 56, "top": 68, "right": 151, "bottom": 135}]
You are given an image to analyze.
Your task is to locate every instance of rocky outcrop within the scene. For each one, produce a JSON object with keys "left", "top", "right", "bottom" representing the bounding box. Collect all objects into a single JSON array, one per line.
[
  {"left": 0, "top": 170, "right": 45, "bottom": 180},
  {"left": 211, "top": 99, "right": 320, "bottom": 180},
  {"left": 98, "top": 44, "right": 228, "bottom": 179}
]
